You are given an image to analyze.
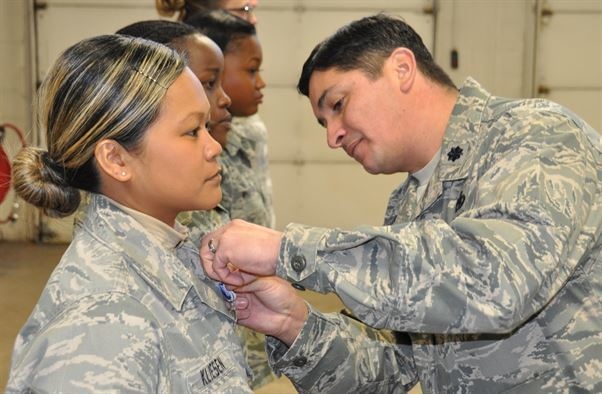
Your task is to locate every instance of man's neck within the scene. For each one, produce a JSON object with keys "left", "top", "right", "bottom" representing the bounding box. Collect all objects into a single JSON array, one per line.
[{"left": 406, "top": 78, "right": 458, "bottom": 173}]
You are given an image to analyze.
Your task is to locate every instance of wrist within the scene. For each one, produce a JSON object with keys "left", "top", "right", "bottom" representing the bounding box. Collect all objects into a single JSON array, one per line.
[
  {"left": 278, "top": 300, "right": 309, "bottom": 346},
  {"left": 269, "top": 230, "right": 284, "bottom": 274}
]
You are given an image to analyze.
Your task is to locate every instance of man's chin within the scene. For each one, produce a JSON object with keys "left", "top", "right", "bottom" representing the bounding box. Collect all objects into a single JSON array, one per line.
[{"left": 360, "top": 161, "right": 380, "bottom": 175}]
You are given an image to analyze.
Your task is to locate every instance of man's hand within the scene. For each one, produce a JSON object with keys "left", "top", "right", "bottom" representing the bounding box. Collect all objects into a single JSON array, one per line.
[
  {"left": 233, "top": 276, "right": 309, "bottom": 347},
  {"left": 200, "top": 219, "right": 283, "bottom": 286}
]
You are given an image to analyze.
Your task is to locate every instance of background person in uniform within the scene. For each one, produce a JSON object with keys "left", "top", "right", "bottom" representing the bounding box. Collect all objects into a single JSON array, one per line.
[
  {"left": 187, "top": 10, "right": 274, "bottom": 229},
  {"left": 156, "top": 0, "right": 259, "bottom": 25},
  {"left": 115, "top": 19, "right": 274, "bottom": 389},
  {"left": 156, "top": 2, "right": 273, "bottom": 225},
  {"left": 201, "top": 13, "right": 602, "bottom": 393},
  {"left": 6, "top": 34, "right": 256, "bottom": 392}
]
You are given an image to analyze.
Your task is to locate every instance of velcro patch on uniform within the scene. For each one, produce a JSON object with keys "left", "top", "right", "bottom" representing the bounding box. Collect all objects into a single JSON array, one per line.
[{"left": 199, "top": 357, "right": 227, "bottom": 386}]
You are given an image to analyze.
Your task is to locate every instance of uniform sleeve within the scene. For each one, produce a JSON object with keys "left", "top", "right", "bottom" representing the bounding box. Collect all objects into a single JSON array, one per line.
[
  {"left": 8, "top": 293, "right": 164, "bottom": 393},
  {"left": 276, "top": 111, "right": 601, "bottom": 334},
  {"left": 266, "top": 305, "right": 417, "bottom": 393}
]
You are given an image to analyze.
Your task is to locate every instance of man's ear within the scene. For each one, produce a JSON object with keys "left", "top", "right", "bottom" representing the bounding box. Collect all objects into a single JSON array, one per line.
[
  {"left": 388, "top": 47, "right": 416, "bottom": 93},
  {"left": 94, "top": 139, "right": 131, "bottom": 182}
]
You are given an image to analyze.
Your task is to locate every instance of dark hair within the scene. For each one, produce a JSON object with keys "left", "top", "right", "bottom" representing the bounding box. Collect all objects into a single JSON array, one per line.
[
  {"left": 185, "top": 9, "right": 255, "bottom": 53},
  {"left": 116, "top": 20, "right": 198, "bottom": 49},
  {"left": 12, "top": 35, "right": 184, "bottom": 217},
  {"left": 298, "top": 13, "right": 455, "bottom": 96}
]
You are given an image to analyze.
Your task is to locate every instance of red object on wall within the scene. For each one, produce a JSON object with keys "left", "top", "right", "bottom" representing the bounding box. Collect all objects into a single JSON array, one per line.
[{"left": 0, "top": 144, "right": 11, "bottom": 204}]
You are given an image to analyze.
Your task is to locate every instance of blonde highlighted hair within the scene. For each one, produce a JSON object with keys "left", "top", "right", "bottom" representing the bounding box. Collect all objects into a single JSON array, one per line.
[{"left": 12, "top": 35, "right": 185, "bottom": 218}]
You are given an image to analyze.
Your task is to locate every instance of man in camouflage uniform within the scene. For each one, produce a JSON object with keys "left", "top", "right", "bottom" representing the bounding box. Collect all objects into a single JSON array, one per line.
[
  {"left": 8, "top": 194, "right": 253, "bottom": 392},
  {"left": 201, "top": 14, "right": 601, "bottom": 393}
]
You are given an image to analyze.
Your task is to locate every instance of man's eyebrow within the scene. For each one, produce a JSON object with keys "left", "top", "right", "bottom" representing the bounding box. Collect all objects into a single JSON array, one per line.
[{"left": 317, "top": 86, "right": 331, "bottom": 110}]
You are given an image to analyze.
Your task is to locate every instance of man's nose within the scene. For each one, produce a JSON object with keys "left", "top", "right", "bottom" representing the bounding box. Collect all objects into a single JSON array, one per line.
[{"left": 326, "top": 121, "right": 345, "bottom": 149}]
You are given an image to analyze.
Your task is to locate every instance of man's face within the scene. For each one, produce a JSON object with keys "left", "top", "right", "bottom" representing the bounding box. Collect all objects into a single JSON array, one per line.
[{"left": 308, "top": 67, "right": 409, "bottom": 174}]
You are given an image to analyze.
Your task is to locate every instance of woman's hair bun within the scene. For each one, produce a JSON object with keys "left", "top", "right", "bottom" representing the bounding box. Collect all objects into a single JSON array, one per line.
[{"left": 11, "top": 147, "right": 81, "bottom": 218}]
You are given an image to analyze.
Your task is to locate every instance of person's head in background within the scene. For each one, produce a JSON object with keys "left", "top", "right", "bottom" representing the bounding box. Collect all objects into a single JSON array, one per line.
[
  {"left": 12, "top": 35, "right": 222, "bottom": 225},
  {"left": 187, "top": 9, "right": 265, "bottom": 118},
  {"left": 116, "top": 20, "right": 232, "bottom": 147},
  {"left": 156, "top": 0, "right": 258, "bottom": 25}
]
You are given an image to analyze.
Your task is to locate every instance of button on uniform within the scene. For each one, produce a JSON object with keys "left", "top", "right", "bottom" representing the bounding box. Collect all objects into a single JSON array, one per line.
[
  {"left": 291, "top": 255, "right": 306, "bottom": 273},
  {"left": 292, "top": 356, "right": 307, "bottom": 367}
]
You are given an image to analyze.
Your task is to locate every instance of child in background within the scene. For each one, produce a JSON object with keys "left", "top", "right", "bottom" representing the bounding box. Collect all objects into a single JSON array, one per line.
[
  {"left": 7, "top": 34, "right": 253, "bottom": 392},
  {"left": 157, "top": 1, "right": 273, "bottom": 231},
  {"left": 188, "top": 10, "right": 275, "bottom": 229},
  {"left": 186, "top": 10, "right": 276, "bottom": 388}
]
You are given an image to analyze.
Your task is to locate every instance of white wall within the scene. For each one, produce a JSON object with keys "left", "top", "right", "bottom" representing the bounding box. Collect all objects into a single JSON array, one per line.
[{"left": 0, "top": 0, "right": 600, "bottom": 241}]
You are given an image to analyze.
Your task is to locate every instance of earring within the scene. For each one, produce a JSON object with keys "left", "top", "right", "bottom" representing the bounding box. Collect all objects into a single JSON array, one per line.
[{"left": 121, "top": 171, "right": 126, "bottom": 176}]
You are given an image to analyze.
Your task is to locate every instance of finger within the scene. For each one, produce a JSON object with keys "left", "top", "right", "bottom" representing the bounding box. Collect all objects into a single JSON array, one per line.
[
  {"left": 215, "top": 269, "right": 245, "bottom": 287},
  {"left": 200, "top": 247, "right": 219, "bottom": 280},
  {"left": 235, "top": 308, "right": 250, "bottom": 321},
  {"left": 234, "top": 278, "right": 270, "bottom": 293},
  {"left": 233, "top": 295, "right": 250, "bottom": 320},
  {"left": 234, "top": 297, "right": 249, "bottom": 310}
]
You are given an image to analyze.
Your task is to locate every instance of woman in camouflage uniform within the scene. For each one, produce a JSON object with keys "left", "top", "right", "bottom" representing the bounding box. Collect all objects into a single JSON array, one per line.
[{"left": 7, "top": 35, "right": 255, "bottom": 392}]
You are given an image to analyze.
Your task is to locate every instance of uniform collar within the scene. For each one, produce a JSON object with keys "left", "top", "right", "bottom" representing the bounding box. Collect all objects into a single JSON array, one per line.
[
  {"left": 411, "top": 147, "right": 441, "bottom": 186},
  {"left": 436, "top": 77, "right": 491, "bottom": 182},
  {"left": 224, "top": 119, "right": 256, "bottom": 159},
  {"left": 81, "top": 194, "right": 235, "bottom": 320},
  {"left": 412, "top": 77, "right": 491, "bottom": 212},
  {"left": 110, "top": 198, "right": 188, "bottom": 249}
]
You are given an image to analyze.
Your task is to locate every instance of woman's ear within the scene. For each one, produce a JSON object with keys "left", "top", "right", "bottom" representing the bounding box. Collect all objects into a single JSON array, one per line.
[
  {"left": 388, "top": 47, "right": 416, "bottom": 93},
  {"left": 94, "top": 139, "right": 131, "bottom": 182}
]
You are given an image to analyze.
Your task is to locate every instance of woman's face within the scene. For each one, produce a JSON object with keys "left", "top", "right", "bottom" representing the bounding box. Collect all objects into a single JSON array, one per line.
[
  {"left": 222, "top": 35, "right": 265, "bottom": 117},
  {"left": 127, "top": 68, "right": 223, "bottom": 225},
  {"left": 184, "top": 34, "right": 232, "bottom": 147}
]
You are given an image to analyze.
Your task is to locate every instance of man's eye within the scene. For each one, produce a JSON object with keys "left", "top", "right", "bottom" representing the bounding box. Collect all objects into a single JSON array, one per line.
[{"left": 333, "top": 99, "right": 343, "bottom": 112}]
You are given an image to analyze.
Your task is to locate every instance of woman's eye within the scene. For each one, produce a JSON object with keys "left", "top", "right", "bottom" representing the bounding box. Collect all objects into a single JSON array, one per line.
[
  {"left": 186, "top": 126, "right": 201, "bottom": 137},
  {"left": 202, "top": 79, "right": 216, "bottom": 91}
]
